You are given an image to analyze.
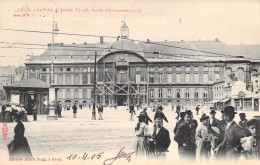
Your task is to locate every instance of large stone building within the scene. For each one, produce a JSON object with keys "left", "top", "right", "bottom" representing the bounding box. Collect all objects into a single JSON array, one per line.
[{"left": 6, "top": 22, "right": 260, "bottom": 113}]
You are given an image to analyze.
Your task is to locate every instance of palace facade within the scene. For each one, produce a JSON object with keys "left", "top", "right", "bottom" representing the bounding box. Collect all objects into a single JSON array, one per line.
[{"left": 6, "top": 22, "right": 260, "bottom": 113}]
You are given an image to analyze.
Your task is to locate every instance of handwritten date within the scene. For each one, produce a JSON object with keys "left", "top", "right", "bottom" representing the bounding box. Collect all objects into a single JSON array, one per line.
[{"left": 67, "top": 152, "right": 104, "bottom": 161}]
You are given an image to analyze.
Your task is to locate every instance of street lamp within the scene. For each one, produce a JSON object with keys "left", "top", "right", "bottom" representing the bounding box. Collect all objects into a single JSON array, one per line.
[
  {"left": 47, "top": 12, "right": 59, "bottom": 120},
  {"left": 92, "top": 51, "right": 97, "bottom": 120}
]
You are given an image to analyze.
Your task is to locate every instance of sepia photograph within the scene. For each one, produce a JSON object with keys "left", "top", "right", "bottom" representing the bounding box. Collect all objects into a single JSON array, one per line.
[{"left": 0, "top": 0, "right": 260, "bottom": 164}]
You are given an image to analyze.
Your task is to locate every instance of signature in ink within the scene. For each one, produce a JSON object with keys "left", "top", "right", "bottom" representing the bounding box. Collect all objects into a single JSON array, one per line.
[{"left": 103, "top": 147, "right": 135, "bottom": 165}]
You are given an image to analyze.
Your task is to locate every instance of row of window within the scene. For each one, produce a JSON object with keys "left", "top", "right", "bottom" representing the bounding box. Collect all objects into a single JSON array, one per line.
[
  {"left": 57, "top": 88, "right": 93, "bottom": 99},
  {"left": 147, "top": 66, "right": 222, "bottom": 72},
  {"left": 40, "top": 74, "right": 94, "bottom": 84},
  {"left": 31, "top": 67, "right": 95, "bottom": 73},
  {"left": 149, "top": 89, "right": 208, "bottom": 99}
]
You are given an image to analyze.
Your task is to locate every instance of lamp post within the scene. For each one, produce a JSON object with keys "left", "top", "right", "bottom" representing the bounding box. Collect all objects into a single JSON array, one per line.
[
  {"left": 47, "top": 13, "right": 59, "bottom": 120},
  {"left": 92, "top": 51, "right": 97, "bottom": 120}
]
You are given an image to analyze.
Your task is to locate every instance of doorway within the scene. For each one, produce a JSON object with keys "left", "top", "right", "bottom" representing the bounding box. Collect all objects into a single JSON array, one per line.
[{"left": 117, "top": 95, "right": 127, "bottom": 106}]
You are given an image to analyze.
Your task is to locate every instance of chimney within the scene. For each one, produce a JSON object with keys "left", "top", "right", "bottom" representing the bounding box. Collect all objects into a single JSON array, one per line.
[
  {"left": 215, "top": 38, "right": 219, "bottom": 42},
  {"left": 100, "top": 36, "right": 104, "bottom": 44},
  {"left": 147, "top": 39, "right": 150, "bottom": 43},
  {"left": 84, "top": 42, "right": 87, "bottom": 45}
]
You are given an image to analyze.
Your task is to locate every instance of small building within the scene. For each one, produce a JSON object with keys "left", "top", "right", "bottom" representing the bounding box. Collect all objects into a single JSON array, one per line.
[{"left": 3, "top": 79, "right": 49, "bottom": 115}]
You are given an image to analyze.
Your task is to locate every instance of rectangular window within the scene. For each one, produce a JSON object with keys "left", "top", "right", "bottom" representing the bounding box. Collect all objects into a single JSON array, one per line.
[
  {"left": 215, "top": 66, "right": 220, "bottom": 72},
  {"left": 66, "top": 89, "right": 71, "bottom": 99},
  {"left": 136, "top": 74, "right": 141, "bottom": 83},
  {"left": 74, "top": 74, "right": 79, "bottom": 84},
  {"left": 185, "top": 74, "right": 190, "bottom": 83},
  {"left": 176, "top": 66, "right": 181, "bottom": 71},
  {"left": 167, "top": 74, "right": 172, "bottom": 83},
  {"left": 82, "top": 74, "right": 88, "bottom": 84},
  {"left": 58, "top": 68, "right": 63, "bottom": 72},
  {"left": 41, "top": 75, "right": 47, "bottom": 82},
  {"left": 149, "top": 89, "right": 154, "bottom": 98},
  {"left": 90, "top": 68, "right": 94, "bottom": 72},
  {"left": 158, "top": 66, "right": 163, "bottom": 72},
  {"left": 185, "top": 89, "right": 190, "bottom": 98},
  {"left": 176, "top": 74, "right": 181, "bottom": 83},
  {"left": 203, "top": 66, "right": 208, "bottom": 72},
  {"left": 57, "top": 89, "right": 62, "bottom": 99},
  {"left": 185, "top": 67, "right": 190, "bottom": 72},
  {"left": 159, "top": 73, "right": 163, "bottom": 83},
  {"left": 136, "top": 67, "right": 141, "bottom": 72},
  {"left": 194, "top": 90, "right": 199, "bottom": 98},
  {"left": 82, "top": 89, "right": 87, "bottom": 99},
  {"left": 58, "top": 74, "right": 63, "bottom": 84},
  {"left": 75, "top": 68, "right": 80, "bottom": 72},
  {"left": 66, "top": 74, "right": 71, "bottom": 84},
  {"left": 74, "top": 89, "right": 79, "bottom": 99},
  {"left": 194, "top": 66, "right": 199, "bottom": 72},
  {"left": 149, "top": 74, "right": 154, "bottom": 83},
  {"left": 203, "top": 73, "right": 208, "bottom": 83},
  {"left": 194, "top": 73, "right": 199, "bottom": 83},
  {"left": 149, "top": 67, "right": 154, "bottom": 72},
  {"left": 176, "top": 89, "right": 181, "bottom": 98},
  {"left": 42, "top": 68, "right": 46, "bottom": 72},
  {"left": 167, "top": 66, "right": 172, "bottom": 72},
  {"left": 158, "top": 89, "right": 163, "bottom": 98},
  {"left": 203, "top": 89, "right": 208, "bottom": 98},
  {"left": 66, "top": 68, "right": 71, "bottom": 72},
  {"left": 83, "top": 68, "right": 88, "bottom": 72},
  {"left": 90, "top": 74, "right": 94, "bottom": 84},
  {"left": 167, "top": 89, "right": 172, "bottom": 98}
]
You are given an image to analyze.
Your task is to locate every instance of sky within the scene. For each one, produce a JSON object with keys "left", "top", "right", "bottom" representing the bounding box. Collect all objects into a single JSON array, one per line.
[{"left": 0, "top": 0, "right": 260, "bottom": 66}]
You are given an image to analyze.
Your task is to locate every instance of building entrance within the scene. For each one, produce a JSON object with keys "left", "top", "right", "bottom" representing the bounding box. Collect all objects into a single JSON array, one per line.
[{"left": 117, "top": 95, "right": 127, "bottom": 106}]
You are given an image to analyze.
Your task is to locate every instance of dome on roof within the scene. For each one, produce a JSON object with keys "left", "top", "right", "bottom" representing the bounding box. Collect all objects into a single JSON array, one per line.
[{"left": 108, "top": 40, "right": 144, "bottom": 56}]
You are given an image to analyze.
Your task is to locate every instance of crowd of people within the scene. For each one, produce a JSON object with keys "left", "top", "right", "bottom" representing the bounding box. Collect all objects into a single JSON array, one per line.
[
  {"left": 134, "top": 104, "right": 260, "bottom": 162},
  {"left": 0, "top": 102, "right": 28, "bottom": 123}
]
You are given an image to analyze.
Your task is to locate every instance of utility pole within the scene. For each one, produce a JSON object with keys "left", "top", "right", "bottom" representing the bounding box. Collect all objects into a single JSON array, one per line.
[
  {"left": 47, "top": 12, "right": 59, "bottom": 120},
  {"left": 92, "top": 51, "right": 97, "bottom": 120}
]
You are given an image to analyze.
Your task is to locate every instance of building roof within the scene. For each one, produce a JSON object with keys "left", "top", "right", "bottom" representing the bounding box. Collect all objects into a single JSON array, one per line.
[
  {"left": 4, "top": 79, "right": 50, "bottom": 88},
  {"left": 25, "top": 39, "right": 260, "bottom": 64}
]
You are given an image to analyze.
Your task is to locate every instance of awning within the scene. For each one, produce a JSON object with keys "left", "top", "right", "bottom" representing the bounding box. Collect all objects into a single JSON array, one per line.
[
  {"left": 220, "top": 98, "right": 231, "bottom": 103},
  {"left": 209, "top": 100, "right": 220, "bottom": 103}
]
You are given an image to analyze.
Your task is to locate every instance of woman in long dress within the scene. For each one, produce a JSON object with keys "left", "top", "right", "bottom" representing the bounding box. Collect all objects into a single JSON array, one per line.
[
  {"left": 135, "top": 112, "right": 154, "bottom": 158},
  {"left": 196, "top": 114, "right": 213, "bottom": 160}
]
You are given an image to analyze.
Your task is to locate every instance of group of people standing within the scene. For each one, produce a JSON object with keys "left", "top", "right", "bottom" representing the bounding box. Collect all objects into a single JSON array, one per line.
[
  {"left": 0, "top": 103, "right": 29, "bottom": 123},
  {"left": 135, "top": 105, "right": 171, "bottom": 159},
  {"left": 173, "top": 105, "right": 260, "bottom": 161},
  {"left": 134, "top": 104, "right": 260, "bottom": 161}
]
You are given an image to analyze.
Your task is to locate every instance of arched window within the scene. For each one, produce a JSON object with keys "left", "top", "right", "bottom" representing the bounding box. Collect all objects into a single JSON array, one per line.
[{"left": 237, "top": 68, "right": 245, "bottom": 82}]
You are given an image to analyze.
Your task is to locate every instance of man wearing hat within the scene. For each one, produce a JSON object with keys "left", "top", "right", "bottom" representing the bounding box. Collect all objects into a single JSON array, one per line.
[
  {"left": 140, "top": 106, "right": 153, "bottom": 125},
  {"left": 215, "top": 106, "right": 246, "bottom": 160},
  {"left": 152, "top": 117, "right": 171, "bottom": 158},
  {"left": 173, "top": 112, "right": 186, "bottom": 134},
  {"left": 240, "top": 118, "right": 260, "bottom": 159},
  {"left": 174, "top": 110, "right": 197, "bottom": 160},
  {"left": 209, "top": 110, "right": 219, "bottom": 127},
  {"left": 239, "top": 113, "right": 251, "bottom": 137}
]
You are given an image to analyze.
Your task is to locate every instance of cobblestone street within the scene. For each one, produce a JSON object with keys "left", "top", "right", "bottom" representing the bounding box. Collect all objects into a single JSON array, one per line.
[{"left": 0, "top": 106, "right": 259, "bottom": 165}]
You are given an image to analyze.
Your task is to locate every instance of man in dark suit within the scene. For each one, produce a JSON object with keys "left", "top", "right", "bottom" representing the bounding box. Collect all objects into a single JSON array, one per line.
[
  {"left": 173, "top": 112, "right": 186, "bottom": 134},
  {"left": 216, "top": 110, "right": 227, "bottom": 146},
  {"left": 129, "top": 103, "right": 136, "bottom": 121},
  {"left": 174, "top": 110, "right": 197, "bottom": 160},
  {"left": 215, "top": 106, "right": 246, "bottom": 160},
  {"left": 141, "top": 106, "right": 153, "bottom": 125},
  {"left": 152, "top": 117, "right": 171, "bottom": 158},
  {"left": 239, "top": 113, "right": 251, "bottom": 137},
  {"left": 209, "top": 110, "right": 219, "bottom": 127}
]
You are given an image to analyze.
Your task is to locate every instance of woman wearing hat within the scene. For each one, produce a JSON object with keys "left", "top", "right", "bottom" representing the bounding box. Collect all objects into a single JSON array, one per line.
[
  {"left": 7, "top": 121, "right": 32, "bottom": 158},
  {"left": 4, "top": 103, "right": 13, "bottom": 123},
  {"left": 196, "top": 114, "right": 214, "bottom": 160},
  {"left": 135, "top": 112, "right": 154, "bottom": 158}
]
